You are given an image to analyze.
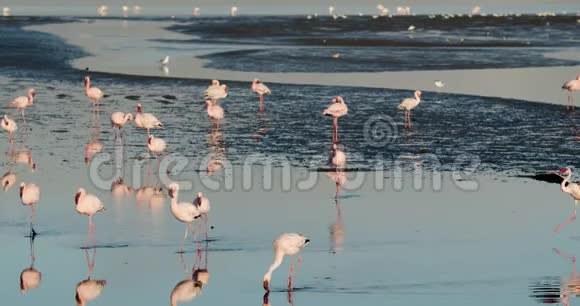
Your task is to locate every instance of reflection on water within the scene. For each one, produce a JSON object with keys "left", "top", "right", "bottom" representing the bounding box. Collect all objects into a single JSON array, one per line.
[
  {"left": 75, "top": 248, "right": 107, "bottom": 306},
  {"left": 20, "top": 236, "right": 41, "bottom": 294},
  {"left": 530, "top": 249, "right": 580, "bottom": 306},
  {"left": 171, "top": 242, "right": 210, "bottom": 306}
]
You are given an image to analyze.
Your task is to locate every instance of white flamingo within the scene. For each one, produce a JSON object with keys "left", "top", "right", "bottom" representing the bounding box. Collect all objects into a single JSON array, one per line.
[
  {"left": 110, "top": 112, "right": 133, "bottom": 139},
  {"left": 329, "top": 143, "right": 346, "bottom": 170},
  {"left": 167, "top": 183, "right": 201, "bottom": 252},
  {"left": 562, "top": 75, "right": 580, "bottom": 110},
  {"left": 75, "top": 188, "right": 106, "bottom": 248},
  {"left": 322, "top": 96, "right": 348, "bottom": 143},
  {"left": 135, "top": 103, "right": 163, "bottom": 136},
  {"left": 20, "top": 182, "right": 40, "bottom": 237},
  {"left": 193, "top": 192, "right": 211, "bottom": 240},
  {"left": 252, "top": 79, "right": 272, "bottom": 112},
  {"left": 397, "top": 90, "right": 422, "bottom": 128},
  {"left": 148, "top": 135, "right": 166, "bottom": 156},
  {"left": 1, "top": 115, "right": 17, "bottom": 142},
  {"left": 263, "top": 233, "right": 310, "bottom": 292},
  {"left": 204, "top": 81, "right": 228, "bottom": 103},
  {"left": 554, "top": 167, "right": 580, "bottom": 233},
  {"left": 84, "top": 77, "right": 104, "bottom": 108},
  {"left": 9, "top": 88, "right": 35, "bottom": 124}
]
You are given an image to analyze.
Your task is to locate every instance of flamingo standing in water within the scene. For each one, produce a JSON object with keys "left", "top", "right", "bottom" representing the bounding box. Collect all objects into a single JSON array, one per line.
[
  {"left": 110, "top": 112, "right": 133, "bottom": 139},
  {"left": 322, "top": 96, "right": 348, "bottom": 143},
  {"left": 1, "top": 115, "right": 17, "bottom": 142},
  {"left": 135, "top": 103, "right": 163, "bottom": 136},
  {"left": 252, "top": 79, "right": 272, "bottom": 112},
  {"left": 20, "top": 182, "right": 40, "bottom": 238},
  {"left": 204, "top": 81, "right": 228, "bottom": 104},
  {"left": 167, "top": 183, "right": 201, "bottom": 252},
  {"left": 398, "top": 90, "right": 422, "bottom": 128},
  {"left": 329, "top": 143, "right": 346, "bottom": 171},
  {"left": 75, "top": 188, "right": 106, "bottom": 248},
  {"left": 554, "top": 167, "right": 580, "bottom": 233},
  {"left": 84, "top": 77, "right": 104, "bottom": 108},
  {"left": 263, "top": 233, "right": 310, "bottom": 292},
  {"left": 193, "top": 192, "right": 211, "bottom": 240},
  {"left": 562, "top": 75, "right": 580, "bottom": 111},
  {"left": 9, "top": 88, "right": 35, "bottom": 125},
  {"left": 205, "top": 100, "right": 224, "bottom": 127}
]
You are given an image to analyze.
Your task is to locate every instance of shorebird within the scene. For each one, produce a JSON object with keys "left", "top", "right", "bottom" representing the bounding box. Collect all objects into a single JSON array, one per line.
[
  {"left": 193, "top": 192, "right": 211, "bottom": 240},
  {"left": 263, "top": 233, "right": 310, "bottom": 292},
  {"left": 84, "top": 77, "right": 104, "bottom": 108},
  {"left": 75, "top": 188, "right": 106, "bottom": 248},
  {"left": 231, "top": 6, "right": 238, "bottom": 16},
  {"left": 408, "top": 25, "right": 416, "bottom": 31},
  {"left": 322, "top": 96, "right": 348, "bottom": 143},
  {"left": 434, "top": 80, "right": 445, "bottom": 88},
  {"left": 167, "top": 183, "right": 201, "bottom": 252},
  {"left": 20, "top": 182, "right": 40, "bottom": 237},
  {"left": 252, "top": 79, "right": 272, "bottom": 112},
  {"left": 204, "top": 82, "right": 228, "bottom": 104},
  {"left": 135, "top": 103, "right": 163, "bottom": 136},
  {"left": 160, "top": 56, "right": 170, "bottom": 66},
  {"left": 110, "top": 112, "right": 133, "bottom": 139},
  {"left": 328, "top": 6, "right": 335, "bottom": 15},
  {"left": 1, "top": 115, "right": 17, "bottom": 142},
  {"left": 329, "top": 143, "right": 346, "bottom": 170},
  {"left": 398, "top": 90, "right": 422, "bottom": 128},
  {"left": 9, "top": 88, "right": 35, "bottom": 124},
  {"left": 2, "top": 7, "right": 10, "bottom": 16},
  {"left": 332, "top": 53, "right": 341, "bottom": 59},
  {"left": 562, "top": 75, "right": 580, "bottom": 110}
]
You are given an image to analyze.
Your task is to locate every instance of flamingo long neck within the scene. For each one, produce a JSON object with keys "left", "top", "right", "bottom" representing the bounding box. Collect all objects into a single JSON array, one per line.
[
  {"left": 124, "top": 114, "right": 131, "bottom": 122},
  {"left": 27, "top": 93, "right": 34, "bottom": 105},
  {"left": 415, "top": 92, "right": 421, "bottom": 102},
  {"left": 562, "top": 171, "right": 572, "bottom": 193},
  {"left": 264, "top": 249, "right": 284, "bottom": 282},
  {"left": 170, "top": 190, "right": 180, "bottom": 211}
]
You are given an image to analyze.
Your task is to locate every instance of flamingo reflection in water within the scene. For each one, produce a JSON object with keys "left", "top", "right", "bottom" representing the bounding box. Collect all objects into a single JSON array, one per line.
[
  {"left": 529, "top": 248, "right": 580, "bottom": 306},
  {"left": 20, "top": 235, "right": 41, "bottom": 294},
  {"left": 75, "top": 247, "right": 106, "bottom": 306},
  {"left": 171, "top": 242, "right": 210, "bottom": 306}
]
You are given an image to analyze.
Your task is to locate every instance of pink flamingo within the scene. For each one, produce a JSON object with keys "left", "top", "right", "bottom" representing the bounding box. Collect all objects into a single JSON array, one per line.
[
  {"left": 135, "top": 103, "right": 163, "bottom": 136},
  {"left": 75, "top": 188, "right": 106, "bottom": 248},
  {"left": 9, "top": 88, "right": 35, "bottom": 125},
  {"left": 1, "top": 115, "right": 17, "bottom": 143},
  {"left": 167, "top": 183, "right": 201, "bottom": 252},
  {"left": 322, "top": 96, "right": 348, "bottom": 143},
  {"left": 555, "top": 167, "right": 580, "bottom": 233},
  {"left": 20, "top": 182, "right": 40, "bottom": 237},
  {"left": 398, "top": 90, "right": 422, "bottom": 128},
  {"left": 84, "top": 76, "right": 104, "bottom": 108},
  {"left": 193, "top": 192, "right": 211, "bottom": 241},
  {"left": 263, "top": 233, "right": 310, "bottom": 292},
  {"left": 252, "top": 79, "right": 272, "bottom": 112},
  {"left": 204, "top": 81, "right": 228, "bottom": 104},
  {"left": 110, "top": 112, "right": 133, "bottom": 139},
  {"left": 562, "top": 75, "right": 580, "bottom": 110}
]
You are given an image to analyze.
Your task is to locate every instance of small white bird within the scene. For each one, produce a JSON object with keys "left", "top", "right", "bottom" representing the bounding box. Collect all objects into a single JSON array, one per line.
[
  {"left": 159, "top": 56, "right": 170, "bottom": 66},
  {"left": 97, "top": 5, "right": 108, "bottom": 16},
  {"left": 132, "top": 5, "right": 142, "bottom": 14},
  {"left": 1, "top": 115, "right": 17, "bottom": 142},
  {"left": 328, "top": 6, "right": 335, "bottom": 15},
  {"left": 408, "top": 25, "right": 416, "bottom": 31},
  {"left": 434, "top": 80, "right": 445, "bottom": 88},
  {"left": 472, "top": 6, "right": 482, "bottom": 15},
  {"left": 193, "top": 7, "right": 201, "bottom": 16},
  {"left": 332, "top": 53, "right": 341, "bottom": 59},
  {"left": 148, "top": 135, "right": 166, "bottom": 154},
  {"left": 167, "top": 183, "right": 201, "bottom": 252},
  {"left": 263, "top": 233, "right": 310, "bottom": 291},
  {"left": 398, "top": 90, "right": 422, "bottom": 128},
  {"left": 135, "top": 103, "right": 163, "bottom": 136}
]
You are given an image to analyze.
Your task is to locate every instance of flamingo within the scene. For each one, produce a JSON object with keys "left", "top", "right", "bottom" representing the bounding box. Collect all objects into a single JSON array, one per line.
[
  {"left": 148, "top": 135, "right": 166, "bottom": 156},
  {"left": 231, "top": 6, "right": 238, "bottom": 16},
  {"left": 1, "top": 115, "right": 17, "bottom": 142},
  {"left": 562, "top": 75, "right": 580, "bottom": 110},
  {"left": 204, "top": 84, "right": 228, "bottom": 104},
  {"left": 75, "top": 188, "right": 106, "bottom": 248},
  {"left": 84, "top": 77, "right": 104, "bottom": 108},
  {"left": 2, "top": 7, "right": 11, "bottom": 16},
  {"left": 252, "top": 79, "right": 272, "bottom": 112},
  {"left": 434, "top": 80, "right": 445, "bottom": 88},
  {"left": 205, "top": 100, "right": 224, "bottom": 122},
  {"left": 11, "top": 150, "right": 36, "bottom": 172},
  {"left": 110, "top": 112, "right": 133, "bottom": 139},
  {"left": 322, "top": 96, "right": 348, "bottom": 143},
  {"left": 193, "top": 192, "right": 211, "bottom": 240},
  {"left": 554, "top": 167, "right": 580, "bottom": 233},
  {"left": 167, "top": 183, "right": 201, "bottom": 252},
  {"left": 329, "top": 143, "right": 346, "bottom": 170},
  {"left": 160, "top": 56, "right": 170, "bottom": 66},
  {"left": 263, "top": 233, "right": 310, "bottom": 292},
  {"left": 9, "top": 88, "right": 35, "bottom": 125},
  {"left": 193, "top": 7, "right": 201, "bottom": 16},
  {"left": 135, "top": 103, "right": 163, "bottom": 136},
  {"left": 398, "top": 90, "right": 422, "bottom": 128},
  {"left": 20, "top": 182, "right": 40, "bottom": 237},
  {"left": 1, "top": 171, "right": 16, "bottom": 191}
]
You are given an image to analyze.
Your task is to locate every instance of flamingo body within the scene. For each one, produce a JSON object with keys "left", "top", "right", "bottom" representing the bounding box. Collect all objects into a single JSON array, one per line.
[
  {"left": 75, "top": 279, "right": 106, "bottom": 306},
  {"left": 252, "top": 79, "right": 272, "bottom": 96},
  {"left": 263, "top": 233, "right": 310, "bottom": 291},
  {"left": 147, "top": 135, "right": 166, "bottom": 154},
  {"left": 75, "top": 188, "right": 105, "bottom": 216},
  {"left": 84, "top": 77, "right": 104, "bottom": 103},
  {"left": 135, "top": 103, "right": 163, "bottom": 133},
  {"left": 111, "top": 112, "right": 133, "bottom": 128},
  {"left": 9, "top": 88, "right": 35, "bottom": 110},
  {"left": 204, "top": 82, "right": 228, "bottom": 102},
  {"left": 20, "top": 183, "right": 40, "bottom": 206}
]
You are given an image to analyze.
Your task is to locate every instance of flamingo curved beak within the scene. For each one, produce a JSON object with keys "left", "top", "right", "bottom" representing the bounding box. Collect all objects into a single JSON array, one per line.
[
  {"left": 168, "top": 189, "right": 174, "bottom": 198},
  {"left": 263, "top": 280, "right": 270, "bottom": 291}
]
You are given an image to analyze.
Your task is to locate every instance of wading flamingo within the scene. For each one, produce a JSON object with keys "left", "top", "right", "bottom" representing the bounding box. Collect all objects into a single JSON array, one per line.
[
  {"left": 193, "top": 192, "right": 211, "bottom": 240},
  {"left": 562, "top": 75, "right": 580, "bottom": 111},
  {"left": 110, "top": 112, "right": 133, "bottom": 139},
  {"left": 554, "top": 167, "right": 580, "bottom": 233},
  {"left": 252, "top": 79, "right": 272, "bottom": 112},
  {"left": 84, "top": 77, "right": 104, "bottom": 108},
  {"left": 398, "top": 90, "right": 422, "bottom": 128},
  {"left": 167, "top": 183, "right": 201, "bottom": 252},
  {"left": 75, "top": 188, "right": 106, "bottom": 248},
  {"left": 9, "top": 88, "right": 35, "bottom": 125},
  {"left": 322, "top": 96, "right": 348, "bottom": 143},
  {"left": 135, "top": 103, "right": 163, "bottom": 136},
  {"left": 20, "top": 182, "right": 40, "bottom": 238},
  {"left": 204, "top": 81, "right": 228, "bottom": 104},
  {"left": 1, "top": 115, "right": 17, "bottom": 142},
  {"left": 263, "top": 233, "right": 310, "bottom": 292}
]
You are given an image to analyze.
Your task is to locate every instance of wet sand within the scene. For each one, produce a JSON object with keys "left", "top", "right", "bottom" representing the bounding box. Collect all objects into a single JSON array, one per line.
[{"left": 28, "top": 19, "right": 580, "bottom": 105}]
